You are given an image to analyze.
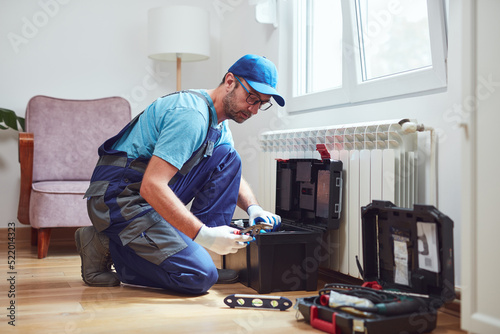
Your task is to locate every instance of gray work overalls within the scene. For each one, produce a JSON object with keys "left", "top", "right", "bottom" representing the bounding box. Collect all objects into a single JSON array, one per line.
[{"left": 84, "top": 91, "right": 242, "bottom": 294}]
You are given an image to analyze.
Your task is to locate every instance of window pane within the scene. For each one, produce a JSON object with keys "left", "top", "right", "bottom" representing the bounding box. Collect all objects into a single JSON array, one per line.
[
  {"left": 356, "top": 0, "right": 432, "bottom": 81},
  {"left": 294, "top": 0, "right": 342, "bottom": 96}
]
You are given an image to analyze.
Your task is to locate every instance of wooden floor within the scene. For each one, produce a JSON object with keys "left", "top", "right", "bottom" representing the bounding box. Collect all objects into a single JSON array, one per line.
[{"left": 0, "top": 233, "right": 466, "bottom": 334}]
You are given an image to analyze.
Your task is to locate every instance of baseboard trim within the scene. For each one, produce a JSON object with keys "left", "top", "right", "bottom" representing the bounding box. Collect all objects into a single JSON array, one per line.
[{"left": 0, "top": 226, "right": 79, "bottom": 243}]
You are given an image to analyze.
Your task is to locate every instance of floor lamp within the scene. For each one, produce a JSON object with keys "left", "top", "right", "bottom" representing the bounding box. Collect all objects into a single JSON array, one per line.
[{"left": 148, "top": 6, "right": 210, "bottom": 91}]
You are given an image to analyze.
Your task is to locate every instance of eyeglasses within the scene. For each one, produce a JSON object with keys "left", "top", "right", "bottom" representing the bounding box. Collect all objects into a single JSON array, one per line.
[{"left": 235, "top": 76, "right": 273, "bottom": 111}]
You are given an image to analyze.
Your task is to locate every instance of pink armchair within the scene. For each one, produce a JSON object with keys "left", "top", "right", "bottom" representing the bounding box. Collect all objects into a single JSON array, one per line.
[{"left": 18, "top": 95, "right": 131, "bottom": 258}]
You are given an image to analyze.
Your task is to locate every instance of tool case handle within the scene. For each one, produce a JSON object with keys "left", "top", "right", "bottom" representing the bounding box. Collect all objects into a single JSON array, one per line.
[{"left": 310, "top": 305, "right": 339, "bottom": 334}]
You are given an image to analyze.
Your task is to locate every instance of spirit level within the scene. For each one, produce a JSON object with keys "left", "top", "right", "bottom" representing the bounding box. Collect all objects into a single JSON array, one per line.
[{"left": 224, "top": 294, "right": 293, "bottom": 311}]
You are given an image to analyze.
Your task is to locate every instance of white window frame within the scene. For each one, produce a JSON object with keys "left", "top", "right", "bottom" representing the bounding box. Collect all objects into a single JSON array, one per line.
[{"left": 280, "top": 0, "right": 448, "bottom": 113}]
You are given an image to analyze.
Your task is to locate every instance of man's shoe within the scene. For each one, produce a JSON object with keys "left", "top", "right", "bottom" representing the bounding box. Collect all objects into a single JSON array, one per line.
[
  {"left": 75, "top": 226, "right": 120, "bottom": 287},
  {"left": 216, "top": 268, "right": 239, "bottom": 284}
]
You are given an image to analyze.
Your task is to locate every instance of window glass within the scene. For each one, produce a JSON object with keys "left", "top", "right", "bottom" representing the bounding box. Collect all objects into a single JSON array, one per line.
[
  {"left": 356, "top": 0, "right": 432, "bottom": 81},
  {"left": 285, "top": 0, "right": 447, "bottom": 112},
  {"left": 294, "top": 0, "right": 343, "bottom": 96}
]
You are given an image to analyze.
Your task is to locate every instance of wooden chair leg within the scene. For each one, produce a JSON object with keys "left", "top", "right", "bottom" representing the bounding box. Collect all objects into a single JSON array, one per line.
[
  {"left": 31, "top": 227, "right": 38, "bottom": 246},
  {"left": 37, "top": 228, "right": 52, "bottom": 259}
]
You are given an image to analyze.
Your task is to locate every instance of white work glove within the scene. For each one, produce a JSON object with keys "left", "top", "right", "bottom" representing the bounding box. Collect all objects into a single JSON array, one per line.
[
  {"left": 194, "top": 225, "right": 252, "bottom": 255},
  {"left": 247, "top": 205, "right": 281, "bottom": 231}
]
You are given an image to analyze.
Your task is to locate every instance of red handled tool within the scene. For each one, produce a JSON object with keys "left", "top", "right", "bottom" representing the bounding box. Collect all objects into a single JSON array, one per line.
[{"left": 234, "top": 223, "right": 272, "bottom": 237}]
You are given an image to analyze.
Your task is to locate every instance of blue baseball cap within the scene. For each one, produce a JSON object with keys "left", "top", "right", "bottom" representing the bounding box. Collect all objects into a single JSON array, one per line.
[{"left": 228, "top": 54, "right": 285, "bottom": 107}]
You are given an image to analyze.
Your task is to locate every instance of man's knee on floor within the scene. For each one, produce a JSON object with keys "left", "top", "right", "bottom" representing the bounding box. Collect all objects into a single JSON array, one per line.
[
  {"left": 170, "top": 264, "right": 218, "bottom": 295},
  {"left": 189, "top": 272, "right": 218, "bottom": 294}
]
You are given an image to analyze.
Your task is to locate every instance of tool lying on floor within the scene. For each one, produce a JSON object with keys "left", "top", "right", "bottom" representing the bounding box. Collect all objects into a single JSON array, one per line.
[
  {"left": 318, "top": 284, "right": 426, "bottom": 316},
  {"left": 224, "top": 294, "right": 293, "bottom": 311}
]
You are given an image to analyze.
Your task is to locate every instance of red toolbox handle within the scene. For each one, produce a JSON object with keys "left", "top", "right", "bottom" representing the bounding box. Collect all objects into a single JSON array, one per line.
[
  {"left": 316, "top": 144, "right": 331, "bottom": 160},
  {"left": 310, "top": 305, "right": 339, "bottom": 334}
]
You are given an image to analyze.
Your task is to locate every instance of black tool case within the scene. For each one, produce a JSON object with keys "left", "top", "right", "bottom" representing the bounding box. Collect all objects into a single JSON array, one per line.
[
  {"left": 296, "top": 200, "right": 455, "bottom": 334},
  {"left": 224, "top": 158, "right": 343, "bottom": 294}
]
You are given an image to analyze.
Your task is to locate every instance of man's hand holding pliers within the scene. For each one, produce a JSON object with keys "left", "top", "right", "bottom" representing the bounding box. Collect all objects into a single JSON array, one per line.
[{"left": 247, "top": 204, "right": 281, "bottom": 232}]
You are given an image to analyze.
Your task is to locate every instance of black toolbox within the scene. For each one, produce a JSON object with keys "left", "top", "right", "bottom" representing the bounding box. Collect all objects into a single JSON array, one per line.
[
  {"left": 224, "top": 158, "right": 343, "bottom": 294},
  {"left": 296, "top": 200, "right": 455, "bottom": 334}
]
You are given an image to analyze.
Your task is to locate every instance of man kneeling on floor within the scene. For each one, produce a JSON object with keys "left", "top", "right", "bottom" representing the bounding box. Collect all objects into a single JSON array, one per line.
[{"left": 75, "top": 54, "right": 284, "bottom": 294}]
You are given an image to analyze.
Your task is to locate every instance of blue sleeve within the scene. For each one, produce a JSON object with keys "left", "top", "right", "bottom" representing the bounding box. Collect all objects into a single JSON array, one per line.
[
  {"left": 153, "top": 106, "right": 207, "bottom": 170},
  {"left": 111, "top": 91, "right": 212, "bottom": 164}
]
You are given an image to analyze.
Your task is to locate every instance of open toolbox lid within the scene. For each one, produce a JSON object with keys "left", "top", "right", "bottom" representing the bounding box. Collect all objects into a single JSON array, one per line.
[
  {"left": 360, "top": 200, "right": 455, "bottom": 303},
  {"left": 275, "top": 158, "right": 343, "bottom": 231}
]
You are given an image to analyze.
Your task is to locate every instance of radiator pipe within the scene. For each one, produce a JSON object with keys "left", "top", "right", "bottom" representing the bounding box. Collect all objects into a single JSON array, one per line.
[{"left": 399, "top": 119, "right": 438, "bottom": 207}]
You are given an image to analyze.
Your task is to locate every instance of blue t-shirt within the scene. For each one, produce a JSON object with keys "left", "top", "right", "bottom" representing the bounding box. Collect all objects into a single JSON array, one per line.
[{"left": 113, "top": 90, "right": 233, "bottom": 169}]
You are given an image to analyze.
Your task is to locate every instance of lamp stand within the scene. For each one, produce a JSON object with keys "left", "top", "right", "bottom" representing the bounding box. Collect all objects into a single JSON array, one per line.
[{"left": 176, "top": 53, "right": 182, "bottom": 91}]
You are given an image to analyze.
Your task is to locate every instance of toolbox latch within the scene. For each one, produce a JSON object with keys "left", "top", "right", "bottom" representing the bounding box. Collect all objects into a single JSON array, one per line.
[{"left": 352, "top": 319, "right": 366, "bottom": 333}]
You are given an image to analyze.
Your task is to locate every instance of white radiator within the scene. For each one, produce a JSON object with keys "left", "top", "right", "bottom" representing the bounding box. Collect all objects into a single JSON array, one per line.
[{"left": 258, "top": 119, "right": 419, "bottom": 278}]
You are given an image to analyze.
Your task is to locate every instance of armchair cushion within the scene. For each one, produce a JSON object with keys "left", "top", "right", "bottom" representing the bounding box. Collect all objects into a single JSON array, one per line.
[{"left": 30, "top": 181, "right": 91, "bottom": 229}]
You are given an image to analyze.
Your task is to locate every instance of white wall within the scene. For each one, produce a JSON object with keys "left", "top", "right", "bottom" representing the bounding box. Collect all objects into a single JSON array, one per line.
[
  {"left": 461, "top": 1, "right": 500, "bottom": 331},
  {"left": 0, "top": 0, "right": 221, "bottom": 227}
]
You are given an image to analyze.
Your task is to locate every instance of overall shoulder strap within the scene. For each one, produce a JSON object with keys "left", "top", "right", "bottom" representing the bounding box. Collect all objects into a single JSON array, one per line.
[
  {"left": 167, "top": 91, "right": 221, "bottom": 186},
  {"left": 178, "top": 90, "right": 214, "bottom": 127}
]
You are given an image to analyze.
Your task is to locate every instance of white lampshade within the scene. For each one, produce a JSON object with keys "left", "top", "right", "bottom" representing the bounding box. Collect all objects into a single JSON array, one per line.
[{"left": 148, "top": 6, "right": 210, "bottom": 62}]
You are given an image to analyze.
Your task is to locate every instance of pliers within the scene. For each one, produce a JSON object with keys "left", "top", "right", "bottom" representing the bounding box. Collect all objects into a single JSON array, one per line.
[{"left": 235, "top": 223, "right": 273, "bottom": 237}]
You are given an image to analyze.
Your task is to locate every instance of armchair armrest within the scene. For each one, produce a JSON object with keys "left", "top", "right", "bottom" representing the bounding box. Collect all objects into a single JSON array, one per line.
[{"left": 18, "top": 132, "right": 34, "bottom": 225}]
